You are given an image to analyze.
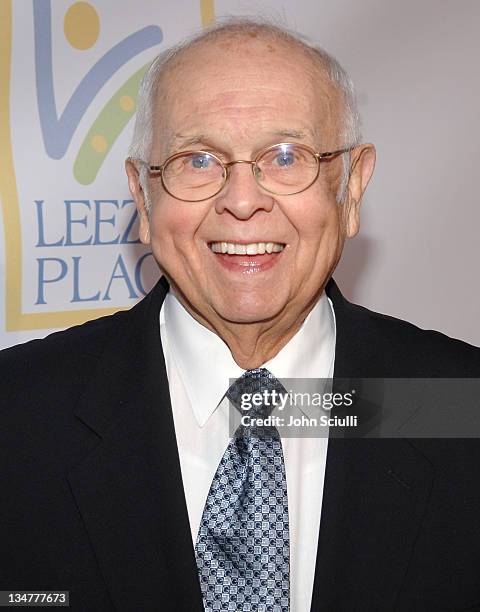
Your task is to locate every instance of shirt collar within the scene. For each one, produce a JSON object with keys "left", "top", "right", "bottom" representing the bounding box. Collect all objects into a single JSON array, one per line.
[
  {"left": 162, "top": 293, "right": 243, "bottom": 427},
  {"left": 162, "top": 291, "right": 336, "bottom": 427}
]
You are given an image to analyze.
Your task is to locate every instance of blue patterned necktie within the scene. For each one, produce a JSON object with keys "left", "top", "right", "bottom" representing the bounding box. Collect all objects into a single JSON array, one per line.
[{"left": 195, "top": 368, "right": 290, "bottom": 611}]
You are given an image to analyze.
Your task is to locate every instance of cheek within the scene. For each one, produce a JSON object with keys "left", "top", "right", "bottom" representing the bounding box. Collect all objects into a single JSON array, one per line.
[
  {"left": 147, "top": 200, "right": 213, "bottom": 293},
  {"left": 290, "top": 199, "right": 344, "bottom": 280},
  {"left": 149, "top": 200, "right": 202, "bottom": 253},
  {"left": 295, "top": 196, "right": 340, "bottom": 246}
]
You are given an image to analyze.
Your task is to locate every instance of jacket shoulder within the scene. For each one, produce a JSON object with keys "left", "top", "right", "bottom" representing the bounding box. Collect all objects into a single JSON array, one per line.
[
  {"left": 347, "top": 299, "right": 480, "bottom": 376},
  {"left": 1, "top": 308, "right": 128, "bottom": 359},
  {"left": 0, "top": 309, "right": 131, "bottom": 396}
]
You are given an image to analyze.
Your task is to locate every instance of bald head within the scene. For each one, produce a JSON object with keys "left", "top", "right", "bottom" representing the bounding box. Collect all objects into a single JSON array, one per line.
[{"left": 159, "top": 37, "right": 342, "bottom": 155}]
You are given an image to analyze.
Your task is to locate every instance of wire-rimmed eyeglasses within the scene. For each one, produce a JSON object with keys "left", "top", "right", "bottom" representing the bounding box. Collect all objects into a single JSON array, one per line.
[{"left": 133, "top": 142, "right": 354, "bottom": 202}]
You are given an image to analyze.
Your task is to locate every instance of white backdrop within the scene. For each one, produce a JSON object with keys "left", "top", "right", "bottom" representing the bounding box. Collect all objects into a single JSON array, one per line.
[{"left": 1, "top": 0, "right": 479, "bottom": 350}]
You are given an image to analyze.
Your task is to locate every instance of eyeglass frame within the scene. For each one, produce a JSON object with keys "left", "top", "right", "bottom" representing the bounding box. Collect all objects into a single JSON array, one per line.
[{"left": 133, "top": 142, "right": 356, "bottom": 202}]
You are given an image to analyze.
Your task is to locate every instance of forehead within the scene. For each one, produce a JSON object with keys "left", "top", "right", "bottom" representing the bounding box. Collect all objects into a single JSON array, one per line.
[{"left": 153, "top": 36, "right": 342, "bottom": 152}]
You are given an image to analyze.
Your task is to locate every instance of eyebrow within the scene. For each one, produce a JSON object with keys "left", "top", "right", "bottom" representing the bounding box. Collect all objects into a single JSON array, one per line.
[
  {"left": 270, "top": 129, "right": 313, "bottom": 141},
  {"left": 169, "top": 133, "right": 209, "bottom": 150}
]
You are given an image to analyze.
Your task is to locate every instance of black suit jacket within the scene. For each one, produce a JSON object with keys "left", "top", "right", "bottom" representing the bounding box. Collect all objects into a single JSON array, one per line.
[{"left": 1, "top": 278, "right": 480, "bottom": 612}]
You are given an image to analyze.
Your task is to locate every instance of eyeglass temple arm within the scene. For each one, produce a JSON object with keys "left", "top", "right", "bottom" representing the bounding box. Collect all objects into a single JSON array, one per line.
[
  {"left": 316, "top": 146, "right": 354, "bottom": 160},
  {"left": 126, "top": 158, "right": 164, "bottom": 173}
]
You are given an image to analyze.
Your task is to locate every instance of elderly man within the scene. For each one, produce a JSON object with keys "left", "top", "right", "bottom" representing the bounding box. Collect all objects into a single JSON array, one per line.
[{"left": 2, "top": 19, "right": 480, "bottom": 612}]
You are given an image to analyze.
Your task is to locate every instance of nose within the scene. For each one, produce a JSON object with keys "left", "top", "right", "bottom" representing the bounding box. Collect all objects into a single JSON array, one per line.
[{"left": 214, "top": 161, "right": 276, "bottom": 219}]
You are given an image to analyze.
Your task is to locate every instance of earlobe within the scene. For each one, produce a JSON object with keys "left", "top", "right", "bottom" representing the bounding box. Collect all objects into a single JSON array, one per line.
[
  {"left": 140, "top": 224, "right": 150, "bottom": 244},
  {"left": 137, "top": 206, "right": 151, "bottom": 246},
  {"left": 344, "top": 195, "right": 361, "bottom": 238}
]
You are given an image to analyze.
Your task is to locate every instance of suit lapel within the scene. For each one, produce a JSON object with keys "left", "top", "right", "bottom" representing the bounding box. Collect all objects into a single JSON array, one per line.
[
  {"left": 309, "top": 280, "right": 434, "bottom": 610},
  {"left": 67, "top": 278, "right": 204, "bottom": 611}
]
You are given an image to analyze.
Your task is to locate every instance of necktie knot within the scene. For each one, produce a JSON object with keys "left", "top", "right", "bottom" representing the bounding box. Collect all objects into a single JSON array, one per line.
[{"left": 226, "top": 367, "right": 288, "bottom": 420}]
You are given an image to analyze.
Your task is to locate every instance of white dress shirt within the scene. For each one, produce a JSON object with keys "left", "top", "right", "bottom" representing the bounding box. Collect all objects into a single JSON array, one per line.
[{"left": 159, "top": 292, "right": 336, "bottom": 612}]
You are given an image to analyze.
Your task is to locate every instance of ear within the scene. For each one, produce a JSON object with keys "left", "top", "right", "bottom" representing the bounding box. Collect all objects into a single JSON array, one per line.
[
  {"left": 343, "top": 144, "right": 376, "bottom": 238},
  {"left": 125, "top": 158, "right": 150, "bottom": 245}
]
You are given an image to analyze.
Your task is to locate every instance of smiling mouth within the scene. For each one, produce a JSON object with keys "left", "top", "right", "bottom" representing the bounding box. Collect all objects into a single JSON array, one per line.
[{"left": 209, "top": 241, "right": 285, "bottom": 255}]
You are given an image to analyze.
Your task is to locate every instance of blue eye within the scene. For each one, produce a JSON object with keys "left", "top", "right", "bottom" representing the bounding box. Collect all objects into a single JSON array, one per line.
[
  {"left": 191, "top": 154, "right": 212, "bottom": 169},
  {"left": 275, "top": 152, "right": 295, "bottom": 167}
]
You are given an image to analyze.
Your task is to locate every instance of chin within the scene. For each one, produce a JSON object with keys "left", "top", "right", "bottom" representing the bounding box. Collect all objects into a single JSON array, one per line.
[{"left": 212, "top": 295, "right": 285, "bottom": 325}]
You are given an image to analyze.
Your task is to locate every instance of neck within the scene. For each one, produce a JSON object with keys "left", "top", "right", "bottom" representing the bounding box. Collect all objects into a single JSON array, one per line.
[{"left": 172, "top": 288, "right": 321, "bottom": 370}]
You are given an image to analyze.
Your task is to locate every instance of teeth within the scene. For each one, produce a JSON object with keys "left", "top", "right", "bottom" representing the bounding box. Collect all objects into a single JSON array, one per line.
[{"left": 210, "top": 242, "right": 285, "bottom": 255}]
